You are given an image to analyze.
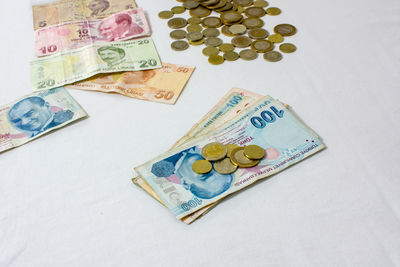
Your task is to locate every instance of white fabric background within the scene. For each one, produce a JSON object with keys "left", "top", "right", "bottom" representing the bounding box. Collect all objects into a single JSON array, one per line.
[{"left": 1, "top": 0, "right": 399, "bottom": 266}]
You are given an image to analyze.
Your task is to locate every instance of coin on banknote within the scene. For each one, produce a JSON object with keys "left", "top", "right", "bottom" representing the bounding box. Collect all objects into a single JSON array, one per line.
[
  {"left": 168, "top": 18, "right": 188, "bottom": 29},
  {"left": 203, "top": 28, "right": 220, "bottom": 37},
  {"left": 184, "top": 0, "right": 200, "bottom": 9},
  {"left": 268, "top": 33, "right": 283, "bottom": 43},
  {"left": 248, "top": 28, "right": 269, "bottom": 39},
  {"left": 279, "top": 43, "right": 297, "bottom": 53},
  {"left": 192, "top": 160, "right": 212, "bottom": 174},
  {"left": 159, "top": 11, "right": 174, "bottom": 19},
  {"left": 243, "top": 17, "right": 264, "bottom": 29},
  {"left": 239, "top": 49, "right": 258, "bottom": 60},
  {"left": 244, "top": 7, "right": 266, "bottom": 17},
  {"left": 202, "top": 17, "right": 223, "bottom": 28},
  {"left": 201, "top": 142, "right": 227, "bottom": 161},
  {"left": 187, "top": 31, "right": 204, "bottom": 41},
  {"left": 263, "top": 51, "right": 283, "bottom": 62},
  {"left": 266, "top": 7, "right": 281, "bottom": 15},
  {"left": 244, "top": 145, "right": 265, "bottom": 159},
  {"left": 229, "top": 24, "right": 247, "bottom": 35},
  {"left": 202, "top": 46, "right": 220, "bottom": 56},
  {"left": 170, "top": 30, "right": 187, "bottom": 39},
  {"left": 219, "top": 43, "right": 235, "bottom": 52},
  {"left": 226, "top": 144, "right": 240, "bottom": 157},
  {"left": 214, "top": 158, "right": 238, "bottom": 174},
  {"left": 187, "top": 24, "right": 203, "bottom": 32},
  {"left": 171, "top": 6, "right": 186, "bottom": 14},
  {"left": 223, "top": 51, "right": 239, "bottom": 61},
  {"left": 253, "top": 0, "right": 269, "bottom": 7},
  {"left": 188, "top": 17, "right": 202, "bottom": 24},
  {"left": 208, "top": 54, "right": 225, "bottom": 64},
  {"left": 230, "top": 147, "right": 260, "bottom": 168},
  {"left": 251, "top": 40, "right": 274, "bottom": 53},
  {"left": 231, "top": 36, "right": 252, "bottom": 48},
  {"left": 205, "top": 37, "right": 223, "bottom": 46},
  {"left": 171, "top": 40, "right": 189, "bottom": 51},
  {"left": 274, "top": 24, "right": 297, "bottom": 36},
  {"left": 190, "top": 6, "right": 212, "bottom": 17}
]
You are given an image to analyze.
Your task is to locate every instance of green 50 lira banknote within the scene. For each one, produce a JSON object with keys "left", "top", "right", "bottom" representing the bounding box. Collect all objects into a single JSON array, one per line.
[
  {"left": 135, "top": 95, "right": 325, "bottom": 220},
  {"left": 30, "top": 38, "right": 162, "bottom": 91},
  {"left": 0, "top": 87, "right": 87, "bottom": 153}
]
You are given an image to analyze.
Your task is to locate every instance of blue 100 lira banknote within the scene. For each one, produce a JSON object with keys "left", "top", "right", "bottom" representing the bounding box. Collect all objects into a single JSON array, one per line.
[
  {"left": 135, "top": 95, "right": 325, "bottom": 219},
  {"left": 0, "top": 87, "right": 87, "bottom": 153}
]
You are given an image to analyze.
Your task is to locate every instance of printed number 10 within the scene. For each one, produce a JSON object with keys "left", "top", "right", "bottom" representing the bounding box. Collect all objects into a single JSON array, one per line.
[{"left": 39, "top": 45, "right": 57, "bottom": 54}]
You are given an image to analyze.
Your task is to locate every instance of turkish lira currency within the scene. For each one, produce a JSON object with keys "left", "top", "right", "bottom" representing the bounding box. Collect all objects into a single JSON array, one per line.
[
  {"left": 0, "top": 87, "right": 87, "bottom": 153},
  {"left": 135, "top": 95, "right": 325, "bottom": 219},
  {"left": 35, "top": 8, "right": 151, "bottom": 57},
  {"left": 66, "top": 63, "right": 195, "bottom": 104},
  {"left": 32, "top": 0, "right": 137, "bottom": 30},
  {"left": 31, "top": 38, "right": 162, "bottom": 91}
]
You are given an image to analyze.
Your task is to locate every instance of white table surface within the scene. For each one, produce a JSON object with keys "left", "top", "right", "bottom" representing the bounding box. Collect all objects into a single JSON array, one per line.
[{"left": 1, "top": 0, "right": 399, "bottom": 266}]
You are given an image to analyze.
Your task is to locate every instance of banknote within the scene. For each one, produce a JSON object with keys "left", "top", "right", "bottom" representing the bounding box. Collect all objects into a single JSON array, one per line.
[
  {"left": 34, "top": 8, "right": 150, "bottom": 57},
  {"left": 133, "top": 88, "right": 263, "bottom": 223},
  {"left": 66, "top": 63, "right": 195, "bottom": 104},
  {"left": 135, "top": 96, "right": 325, "bottom": 219},
  {"left": 32, "top": 0, "right": 137, "bottom": 30},
  {"left": 0, "top": 87, "right": 87, "bottom": 153},
  {"left": 31, "top": 38, "right": 162, "bottom": 91}
]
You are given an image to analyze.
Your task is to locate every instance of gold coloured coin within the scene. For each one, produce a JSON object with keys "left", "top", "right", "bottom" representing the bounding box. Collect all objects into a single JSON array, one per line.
[
  {"left": 221, "top": 25, "right": 236, "bottom": 36},
  {"left": 251, "top": 39, "right": 274, "bottom": 52},
  {"left": 183, "top": 0, "right": 200, "bottom": 9},
  {"left": 189, "top": 38, "right": 205, "bottom": 45},
  {"left": 223, "top": 51, "right": 239, "bottom": 61},
  {"left": 209, "top": 54, "right": 225, "bottom": 64},
  {"left": 220, "top": 11, "right": 243, "bottom": 23},
  {"left": 171, "top": 40, "right": 189, "bottom": 51},
  {"left": 203, "top": 28, "right": 220, "bottom": 37},
  {"left": 214, "top": 158, "right": 238, "bottom": 174},
  {"left": 266, "top": 7, "right": 281, "bottom": 15},
  {"left": 253, "top": 0, "right": 269, "bottom": 7},
  {"left": 158, "top": 11, "right": 174, "bottom": 19},
  {"left": 187, "top": 31, "right": 204, "bottom": 41},
  {"left": 230, "top": 147, "right": 260, "bottom": 168},
  {"left": 239, "top": 49, "right": 258, "bottom": 60},
  {"left": 219, "top": 43, "right": 235, "bottom": 52},
  {"left": 244, "top": 145, "right": 265, "bottom": 159},
  {"left": 202, "top": 46, "right": 220, "bottom": 56},
  {"left": 243, "top": 17, "right": 264, "bottom": 29},
  {"left": 279, "top": 43, "right": 297, "bottom": 53},
  {"left": 205, "top": 37, "right": 223, "bottom": 46},
  {"left": 188, "top": 17, "right": 202, "bottom": 24},
  {"left": 229, "top": 24, "right": 247, "bottom": 35},
  {"left": 248, "top": 28, "right": 269, "bottom": 39},
  {"left": 226, "top": 144, "right": 240, "bottom": 157},
  {"left": 274, "top": 24, "right": 297, "bottom": 36},
  {"left": 202, "top": 17, "right": 223, "bottom": 28},
  {"left": 187, "top": 24, "right": 203, "bottom": 32},
  {"left": 244, "top": 6, "right": 266, "bottom": 17},
  {"left": 201, "top": 142, "right": 227, "bottom": 160},
  {"left": 168, "top": 18, "right": 188, "bottom": 29},
  {"left": 171, "top": 6, "right": 185, "bottom": 14},
  {"left": 170, "top": 29, "right": 187, "bottom": 40},
  {"left": 192, "top": 160, "right": 212, "bottom": 174},
  {"left": 231, "top": 36, "right": 252, "bottom": 48},
  {"left": 235, "top": 0, "right": 253, "bottom": 7},
  {"left": 263, "top": 51, "right": 283, "bottom": 62},
  {"left": 268, "top": 33, "right": 283, "bottom": 43},
  {"left": 190, "top": 6, "right": 212, "bottom": 17}
]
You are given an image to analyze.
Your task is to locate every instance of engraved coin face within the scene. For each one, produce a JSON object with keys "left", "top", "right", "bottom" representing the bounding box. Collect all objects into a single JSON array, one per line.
[
  {"left": 201, "top": 142, "right": 227, "bottom": 160},
  {"left": 251, "top": 40, "right": 274, "bottom": 53},
  {"left": 214, "top": 158, "right": 238, "bottom": 174},
  {"left": 205, "top": 37, "right": 223, "bottom": 46},
  {"left": 202, "top": 46, "right": 220, "bottom": 56},
  {"left": 223, "top": 51, "right": 239, "bottom": 61},
  {"left": 170, "top": 30, "right": 187, "bottom": 40},
  {"left": 244, "top": 6, "right": 266, "bottom": 17},
  {"left": 231, "top": 36, "right": 252, "bottom": 48},
  {"left": 202, "top": 17, "right": 222, "bottom": 28},
  {"left": 187, "top": 31, "right": 204, "bottom": 41},
  {"left": 158, "top": 11, "right": 174, "bottom": 19},
  {"left": 239, "top": 49, "right": 258, "bottom": 60},
  {"left": 168, "top": 18, "right": 188, "bottom": 29},
  {"left": 248, "top": 28, "right": 269, "bottom": 39},
  {"left": 203, "top": 28, "right": 220, "bottom": 37},
  {"left": 171, "top": 40, "right": 189, "bottom": 51},
  {"left": 219, "top": 43, "right": 235, "bottom": 52},
  {"left": 244, "top": 145, "right": 265, "bottom": 159},
  {"left": 263, "top": 51, "right": 283, "bottom": 62},
  {"left": 192, "top": 159, "right": 213, "bottom": 174},
  {"left": 229, "top": 24, "right": 247, "bottom": 35},
  {"left": 279, "top": 43, "right": 297, "bottom": 53},
  {"left": 230, "top": 147, "right": 260, "bottom": 168},
  {"left": 208, "top": 54, "right": 225, "bottom": 65},
  {"left": 274, "top": 24, "right": 297, "bottom": 36}
]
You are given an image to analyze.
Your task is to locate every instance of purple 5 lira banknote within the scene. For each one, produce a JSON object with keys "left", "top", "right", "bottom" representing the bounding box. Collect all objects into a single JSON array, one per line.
[{"left": 34, "top": 8, "right": 151, "bottom": 57}]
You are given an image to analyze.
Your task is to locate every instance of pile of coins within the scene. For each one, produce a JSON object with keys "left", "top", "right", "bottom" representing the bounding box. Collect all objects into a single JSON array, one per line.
[
  {"left": 159, "top": 0, "right": 297, "bottom": 64},
  {"left": 192, "top": 142, "right": 265, "bottom": 175}
]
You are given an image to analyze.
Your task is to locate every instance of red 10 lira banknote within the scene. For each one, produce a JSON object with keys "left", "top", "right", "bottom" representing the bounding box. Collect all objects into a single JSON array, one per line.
[{"left": 34, "top": 8, "right": 150, "bottom": 57}]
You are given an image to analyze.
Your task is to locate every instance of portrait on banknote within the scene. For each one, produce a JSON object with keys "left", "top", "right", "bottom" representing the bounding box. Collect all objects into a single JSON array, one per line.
[
  {"left": 8, "top": 96, "right": 74, "bottom": 138},
  {"left": 151, "top": 146, "right": 234, "bottom": 199},
  {"left": 98, "top": 12, "right": 144, "bottom": 41},
  {"left": 88, "top": 0, "right": 110, "bottom": 16},
  {"left": 97, "top": 46, "right": 126, "bottom": 66}
]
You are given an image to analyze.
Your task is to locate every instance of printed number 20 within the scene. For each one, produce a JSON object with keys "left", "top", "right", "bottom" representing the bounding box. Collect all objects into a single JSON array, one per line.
[
  {"left": 37, "top": 79, "right": 55, "bottom": 89},
  {"left": 139, "top": 59, "right": 158, "bottom": 68}
]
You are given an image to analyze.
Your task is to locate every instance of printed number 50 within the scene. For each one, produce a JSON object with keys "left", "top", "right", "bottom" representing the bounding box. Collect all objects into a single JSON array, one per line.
[{"left": 155, "top": 90, "right": 174, "bottom": 101}]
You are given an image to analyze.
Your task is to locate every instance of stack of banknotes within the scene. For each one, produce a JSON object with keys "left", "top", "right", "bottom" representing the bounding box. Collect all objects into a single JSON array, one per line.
[
  {"left": 133, "top": 88, "right": 325, "bottom": 224},
  {"left": 0, "top": 0, "right": 196, "bottom": 153}
]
